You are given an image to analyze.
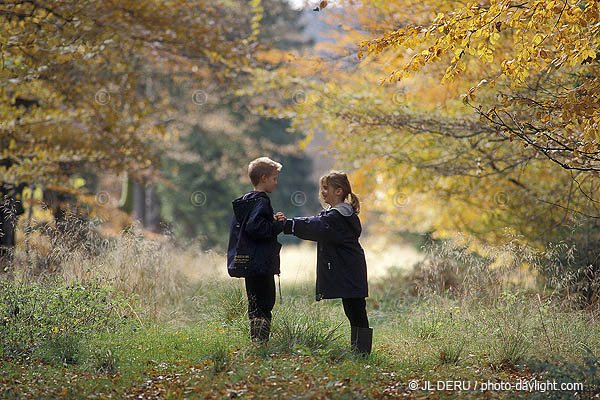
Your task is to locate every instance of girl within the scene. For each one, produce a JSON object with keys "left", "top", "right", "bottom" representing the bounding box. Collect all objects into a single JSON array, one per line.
[{"left": 281, "top": 171, "right": 372, "bottom": 354}]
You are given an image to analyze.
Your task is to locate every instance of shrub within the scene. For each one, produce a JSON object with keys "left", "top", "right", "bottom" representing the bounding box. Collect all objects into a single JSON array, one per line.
[
  {"left": 438, "top": 340, "right": 465, "bottom": 365},
  {"left": 35, "top": 333, "right": 82, "bottom": 365},
  {"left": 404, "top": 237, "right": 503, "bottom": 299},
  {"left": 413, "top": 316, "right": 443, "bottom": 340},
  {"left": 0, "top": 279, "right": 132, "bottom": 359},
  {"left": 270, "top": 306, "right": 343, "bottom": 354},
  {"left": 205, "top": 336, "right": 232, "bottom": 374},
  {"left": 218, "top": 282, "right": 247, "bottom": 323},
  {"left": 535, "top": 218, "right": 600, "bottom": 307}
]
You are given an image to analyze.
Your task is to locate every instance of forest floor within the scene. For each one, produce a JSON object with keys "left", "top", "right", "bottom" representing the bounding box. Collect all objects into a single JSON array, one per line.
[{"left": 2, "top": 239, "right": 600, "bottom": 399}]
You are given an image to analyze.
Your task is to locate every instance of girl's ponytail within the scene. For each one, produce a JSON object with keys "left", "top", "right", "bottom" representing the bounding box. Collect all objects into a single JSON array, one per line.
[
  {"left": 349, "top": 192, "right": 360, "bottom": 215},
  {"left": 321, "top": 170, "right": 361, "bottom": 215}
]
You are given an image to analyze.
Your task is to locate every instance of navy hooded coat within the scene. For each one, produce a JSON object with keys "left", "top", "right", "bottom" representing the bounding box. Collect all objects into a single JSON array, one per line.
[
  {"left": 227, "top": 191, "right": 284, "bottom": 277},
  {"left": 283, "top": 203, "right": 368, "bottom": 300}
]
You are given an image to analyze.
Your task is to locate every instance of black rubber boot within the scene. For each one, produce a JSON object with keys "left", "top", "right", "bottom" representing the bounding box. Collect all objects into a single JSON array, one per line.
[
  {"left": 351, "top": 326, "right": 373, "bottom": 355},
  {"left": 250, "top": 318, "right": 270, "bottom": 343}
]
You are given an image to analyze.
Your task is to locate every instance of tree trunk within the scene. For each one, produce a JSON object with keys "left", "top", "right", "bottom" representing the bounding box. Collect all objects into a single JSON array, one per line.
[
  {"left": 145, "top": 183, "right": 161, "bottom": 232},
  {"left": 0, "top": 184, "right": 26, "bottom": 270},
  {"left": 133, "top": 179, "right": 146, "bottom": 225},
  {"left": 119, "top": 173, "right": 134, "bottom": 214}
]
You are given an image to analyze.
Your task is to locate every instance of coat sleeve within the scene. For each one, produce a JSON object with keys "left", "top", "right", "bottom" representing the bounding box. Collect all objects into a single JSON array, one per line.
[
  {"left": 244, "top": 198, "right": 284, "bottom": 240},
  {"left": 285, "top": 212, "right": 345, "bottom": 243}
]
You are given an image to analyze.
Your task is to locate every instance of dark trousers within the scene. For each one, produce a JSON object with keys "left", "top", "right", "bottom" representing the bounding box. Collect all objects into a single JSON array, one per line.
[
  {"left": 244, "top": 275, "right": 276, "bottom": 322},
  {"left": 342, "top": 298, "right": 369, "bottom": 328}
]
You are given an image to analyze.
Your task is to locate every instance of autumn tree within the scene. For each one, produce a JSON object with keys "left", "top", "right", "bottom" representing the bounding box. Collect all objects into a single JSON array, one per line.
[
  {"left": 360, "top": 0, "right": 600, "bottom": 173},
  {"left": 243, "top": 0, "right": 600, "bottom": 247},
  {"left": 0, "top": 0, "right": 263, "bottom": 261}
]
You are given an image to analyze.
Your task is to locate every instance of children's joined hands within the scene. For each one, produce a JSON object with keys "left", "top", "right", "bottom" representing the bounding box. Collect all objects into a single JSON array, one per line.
[{"left": 274, "top": 212, "right": 286, "bottom": 222}]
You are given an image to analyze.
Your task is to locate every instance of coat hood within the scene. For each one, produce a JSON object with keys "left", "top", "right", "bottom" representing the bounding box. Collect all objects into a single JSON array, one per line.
[
  {"left": 331, "top": 202, "right": 362, "bottom": 236},
  {"left": 332, "top": 202, "right": 354, "bottom": 216},
  {"left": 232, "top": 191, "right": 268, "bottom": 222}
]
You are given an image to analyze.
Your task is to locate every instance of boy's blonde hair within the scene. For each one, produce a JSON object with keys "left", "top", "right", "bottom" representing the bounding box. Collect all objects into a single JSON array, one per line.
[
  {"left": 248, "top": 157, "right": 283, "bottom": 186},
  {"left": 320, "top": 170, "right": 360, "bottom": 214}
]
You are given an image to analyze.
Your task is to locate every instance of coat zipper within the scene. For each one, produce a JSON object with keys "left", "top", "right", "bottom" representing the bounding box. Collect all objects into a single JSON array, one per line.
[{"left": 328, "top": 262, "right": 331, "bottom": 270}]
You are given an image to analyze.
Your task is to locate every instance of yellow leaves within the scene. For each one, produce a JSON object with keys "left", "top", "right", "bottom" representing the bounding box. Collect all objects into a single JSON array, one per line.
[
  {"left": 476, "top": 44, "right": 494, "bottom": 63},
  {"left": 489, "top": 32, "right": 500, "bottom": 45},
  {"left": 581, "top": 48, "right": 597, "bottom": 62},
  {"left": 72, "top": 177, "right": 86, "bottom": 189},
  {"left": 247, "top": 0, "right": 263, "bottom": 42},
  {"left": 0, "top": 0, "right": 266, "bottom": 186},
  {"left": 360, "top": 0, "right": 600, "bottom": 114},
  {"left": 481, "top": 52, "right": 493, "bottom": 63},
  {"left": 568, "top": 49, "right": 585, "bottom": 66}
]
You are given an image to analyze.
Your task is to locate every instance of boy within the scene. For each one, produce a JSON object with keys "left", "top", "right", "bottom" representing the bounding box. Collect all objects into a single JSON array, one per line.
[{"left": 227, "top": 157, "right": 285, "bottom": 343}]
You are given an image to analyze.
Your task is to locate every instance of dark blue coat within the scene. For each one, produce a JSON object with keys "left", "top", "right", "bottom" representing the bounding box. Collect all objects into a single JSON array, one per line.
[
  {"left": 227, "top": 191, "right": 284, "bottom": 277},
  {"left": 283, "top": 203, "right": 368, "bottom": 300}
]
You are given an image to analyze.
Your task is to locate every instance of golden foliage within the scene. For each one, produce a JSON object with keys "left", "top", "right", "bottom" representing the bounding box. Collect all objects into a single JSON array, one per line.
[
  {"left": 360, "top": 0, "right": 600, "bottom": 172},
  {"left": 243, "top": 0, "right": 600, "bottom": 246},
  {"left": 0, "top": 0, "right": 263, "bottom": 187}
]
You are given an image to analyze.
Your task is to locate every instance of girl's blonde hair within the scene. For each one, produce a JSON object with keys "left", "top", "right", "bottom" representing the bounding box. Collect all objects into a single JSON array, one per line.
[{"left": 319, "top": 170, "right": 360, "bottom": 215}]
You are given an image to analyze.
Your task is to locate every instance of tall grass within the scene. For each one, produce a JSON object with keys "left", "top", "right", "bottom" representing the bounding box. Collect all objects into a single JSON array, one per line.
[
  {"left": 10, "top": 218, "right": 225, "bottom": 320},
  {"left": 3, "top": 217, "right": 600, "bottom": 398}
]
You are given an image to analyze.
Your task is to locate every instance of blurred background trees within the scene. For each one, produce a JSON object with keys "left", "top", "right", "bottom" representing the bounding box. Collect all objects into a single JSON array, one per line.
[
  {"left": 1, "top": 0, "right": 319, "bottom": 256},
  {"left": 245, "top": 0, "right": 600, "bottom": 247},
  {"left": 3, "top": 0, "right": 600, "bottom": 305}
]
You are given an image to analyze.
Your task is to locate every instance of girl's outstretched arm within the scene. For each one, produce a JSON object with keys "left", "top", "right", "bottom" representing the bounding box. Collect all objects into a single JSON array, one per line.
[{"left": 283, "top": 213, "right": 344, "bottom": 243}]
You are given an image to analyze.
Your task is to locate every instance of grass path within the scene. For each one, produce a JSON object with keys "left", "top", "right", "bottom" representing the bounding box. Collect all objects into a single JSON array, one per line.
[{"left": 2, "top": 277, "right": 599, "bottom": 399}]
